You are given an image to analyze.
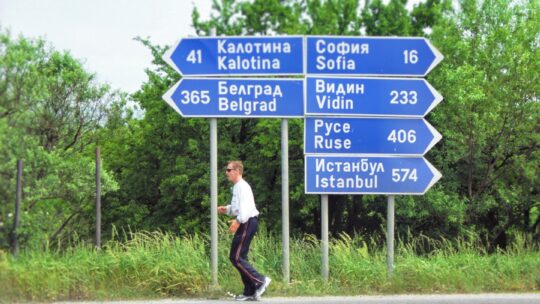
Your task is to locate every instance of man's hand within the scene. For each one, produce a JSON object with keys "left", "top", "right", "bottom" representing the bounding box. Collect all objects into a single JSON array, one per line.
[
  {"left": 228, "top": 219, "right": 240, "bottom": 233},
  {"left": 218, "top": 206, "right": 228, "bottom": 214}
]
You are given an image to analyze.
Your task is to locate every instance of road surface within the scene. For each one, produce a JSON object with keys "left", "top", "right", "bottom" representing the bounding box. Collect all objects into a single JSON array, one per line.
[{"left": 55, "top": 294, "right": 540, "bottom": 304}]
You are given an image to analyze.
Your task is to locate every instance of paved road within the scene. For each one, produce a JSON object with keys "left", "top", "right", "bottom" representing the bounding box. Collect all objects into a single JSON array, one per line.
[{"left": 55, "top": 294, "right": 540, "bottom": 304}]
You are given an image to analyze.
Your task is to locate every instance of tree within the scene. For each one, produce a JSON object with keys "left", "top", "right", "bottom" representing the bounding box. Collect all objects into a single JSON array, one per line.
[
  {"left": 96, "top": 0, "right": 539, "bottom": 250},
  {"left": 428, "top": 0, "right": 540, "bottom": 248},
  {"left": 0, "top": 31, "right": 119, "bottom": 250},
  {"left": 106, "top": 0, "right": 455, "bottom": 240},
  {"left": 305, "top": 0, "right": 361, "bottom": 35}
]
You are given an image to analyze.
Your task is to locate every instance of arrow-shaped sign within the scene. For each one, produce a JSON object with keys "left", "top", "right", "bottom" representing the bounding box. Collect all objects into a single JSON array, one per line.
[
  {"left": 305, "top": 76, "right": 442, "bottom": 117},
  {"left": 162, "top": 78, "right": 304, "bottom": 118},
  {"left": 305, "top": 155, "right": 441, "bottom": 195},
  {"left": 304, "top": 117, "right": 441, "bottom": 155},
  {"left": 306, "top": 36, "right": 443, "bottom": 76},
  {"left": 164, "top": 36, "right": 304, "bottom": 76}
]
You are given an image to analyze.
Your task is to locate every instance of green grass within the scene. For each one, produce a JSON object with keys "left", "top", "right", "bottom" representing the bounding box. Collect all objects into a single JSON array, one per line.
[{"left": 1, "top": 229, "right": 539, "bottom": 302}]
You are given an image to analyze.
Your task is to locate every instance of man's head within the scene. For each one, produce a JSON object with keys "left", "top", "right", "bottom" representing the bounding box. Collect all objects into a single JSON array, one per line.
[{"left": 225, "top": 160, "right": 243, "bottom": 183}]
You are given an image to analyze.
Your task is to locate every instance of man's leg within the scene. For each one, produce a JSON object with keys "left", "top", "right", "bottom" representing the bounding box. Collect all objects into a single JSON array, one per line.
[
  {"left": 229, "top": 223, "right": 257, "bottom": 296},
  {"left": 232, "top": 218, "right": 265, "bottom": 288}
]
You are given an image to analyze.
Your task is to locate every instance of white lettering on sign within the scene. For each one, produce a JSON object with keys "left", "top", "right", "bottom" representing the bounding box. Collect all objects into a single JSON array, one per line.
[
  {"left": 313, "top": 39, "right": 369, "bottom": 71},
  {"left": 315, "top": 174, "right": 378, "bottom": 189},
  {"left": 218, "top": 81, "right": 283, "bottom": 99},
  {"left": 387, "top": 129, "right": 417, "bottom": 144},
  {"left": 314, "top": 79, "right": 363, "bottom": 110},
  {"left": 315, "top": 79, "right": 364, "bottom": 95},
  {"left": 392, "top": 168, "right": 418, "bottom": 182},
  {"left": 218, "top": 40, "right": 292, "bottom": 54},
  {"left": 316, "top": 95, "right": 354, "bottom": 110},
  {"left": 312, "top": 119, "right": 352, "bottom": 150},
  {"left": 218, "top": 56, "right": 280, "bottom": 71},
  {"left": 216, "top": 39, "right": 292, "bottom": 71},
  {"left": 314, "top": 135, "right": 351, "bottom": 149},
  {"left": 313, "top": 158, "right": 387, "bottom": 189},
  {"left": 314, "top": 119, "right": 351, "bottom": 136},
  {"left": 390, "top": 90, "right": 418, "bottom": 105},
  {"left": 315, "top": 40, "right": 369, "bottom": 55},
  {"left": 219, "top": 97, "right": 276, "bottom": 115},
  {"left": 180, "top": 90, "right": 210, "bottom": 104},
  {"left": 316, "top": 56, "right": 355, "bottom": 71},
  {"left": 315, "top": 158, "right": 385, "bottom": 175},
  {"left": 217, "top": 81, "right": 281, "bottom": 115}
]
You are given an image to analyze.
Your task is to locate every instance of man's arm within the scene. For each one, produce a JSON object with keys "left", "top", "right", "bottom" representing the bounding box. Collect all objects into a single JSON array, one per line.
[{"left": 217, "top": 205, "right": 230, "bottom": 215}]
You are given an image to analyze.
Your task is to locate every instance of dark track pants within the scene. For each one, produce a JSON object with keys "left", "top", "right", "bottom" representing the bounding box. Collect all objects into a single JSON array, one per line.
[{"left": 229, "top": 216, "right": 265, "bottom": 296}]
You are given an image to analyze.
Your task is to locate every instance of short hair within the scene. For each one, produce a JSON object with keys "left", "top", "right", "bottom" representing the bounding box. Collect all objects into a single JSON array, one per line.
[{"left": 227, "top": 160, "right": 244, "bottom": 175}]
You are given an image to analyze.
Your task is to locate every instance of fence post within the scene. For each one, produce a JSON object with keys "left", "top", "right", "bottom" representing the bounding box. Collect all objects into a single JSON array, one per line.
[
  {"left": 95, "top": 147, "right": 101, "bottom": 249},
  {"left": 11, "top": 160, "right": 23, "bottom": 257}
]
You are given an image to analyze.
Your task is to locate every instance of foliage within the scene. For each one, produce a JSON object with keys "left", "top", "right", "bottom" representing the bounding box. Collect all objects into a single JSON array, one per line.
[
  {"left": 0, "top": 31, "right": 119, "bottom": 251},
  {"left": 89, "top": 0, "right": 540, "bottom": 250},
  {"left": 1, "top": 231, "right": 538, "bottom": 301},
  {"left": 428, "top": 0, "right": 540, "bottom": 249},
  {"left": 0, "top": 0, "right": 538, "bottom": 254}
]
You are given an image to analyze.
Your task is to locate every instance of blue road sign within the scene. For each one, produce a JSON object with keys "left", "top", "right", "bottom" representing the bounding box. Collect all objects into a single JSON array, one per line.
[
  {"left": 306, "top": 36, "right": 443, "bottom": 76},
  {"left": 162, "top": 78, "right": 304, "bottom": 118},
  {"left": 164, "top": 36, "right": 304, "bottom": 76},
  {"left": 304, "top": 117, "right": 441, "bottom": 155},
  {"left": 305, "top": 155, "right": 441, "bottom": 195},
  {"left": 305, "top": 76, "right": 442, "bottom": 117}
]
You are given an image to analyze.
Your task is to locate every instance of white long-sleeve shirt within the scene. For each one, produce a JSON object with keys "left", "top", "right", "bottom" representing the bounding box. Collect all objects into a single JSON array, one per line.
[{"left": 225, "top": 178, "right": 259, "bottom": 224}]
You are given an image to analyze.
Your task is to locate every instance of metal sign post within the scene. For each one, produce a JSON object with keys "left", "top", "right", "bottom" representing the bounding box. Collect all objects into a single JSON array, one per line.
[
  {"left": 208, "top": 28, "right": 219, "bottom": 288},
  {"left": 387, "top": 195, "right": 395, "bottom": 277},
  {"left": 321, "top": 194, "right": 329, "bottom": 281},
  {"left": 162, "top": 33, "right": 444, "bottom": 282},
  {"left": 304, "top": 35, "right": 444, "bottom": 280},
  {"left": 281, "top": 119, "right": 290, "bottom": 283},
  {"left": 210, "top": 117, "right": 218, "bottom": 287},
  {"left": 162, "top": 32, "right": 305, "bottom": 286}
]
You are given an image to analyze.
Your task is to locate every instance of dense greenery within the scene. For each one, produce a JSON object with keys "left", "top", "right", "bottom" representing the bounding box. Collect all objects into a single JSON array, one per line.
[
  {"left": 1, "top": 0, "right": 539, "bottom": 255},
  {"left": 1, "top": 231, "right": 538, "bottom": 301},
  {"left": 0, "top": 31, "right": 120, "bottom": 250}
]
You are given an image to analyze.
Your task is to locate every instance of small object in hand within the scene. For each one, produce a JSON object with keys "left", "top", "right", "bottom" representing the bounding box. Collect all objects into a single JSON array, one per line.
[{"left": 228, "top": 219, "right": 240, "bottom": 233}]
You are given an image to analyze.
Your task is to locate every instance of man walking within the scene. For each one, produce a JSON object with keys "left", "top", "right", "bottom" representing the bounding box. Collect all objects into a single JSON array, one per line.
[{"left": 218, "top": 160, "right": 271, "bottom": 301}]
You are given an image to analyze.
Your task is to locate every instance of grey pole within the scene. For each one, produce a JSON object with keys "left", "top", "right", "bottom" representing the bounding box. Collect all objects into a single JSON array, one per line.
[
  {"left": 387, "top": 195, "right": 395, "bottom": 277},
  {"left": 210, "top": 117, "right": 218, "bottom": 286},
  {"left": 321, "top": 194, "right": 329, "bottom": 281},
  {"left": 281, "top": 119, "right": 290, "bottom": 284},
  {"left": 209, "top": 28, "right": 219, "bottom": 288},
  {"left": 12, "top": 160, "right": 22, "bottom": 257},
  {"left": 96, "top": 147, "right": 101, "bottom": 249},
  {"left": 210, "top": 118, "right": 218, "bottom": 286}
]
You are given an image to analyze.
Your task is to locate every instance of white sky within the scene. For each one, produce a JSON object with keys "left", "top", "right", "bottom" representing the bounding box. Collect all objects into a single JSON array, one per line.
[
  {"left": 0, "top": 0, "right": 425, "bottom": 95},
  {"left": 0, "top": 0, "right": 212, "bottom": 94}
]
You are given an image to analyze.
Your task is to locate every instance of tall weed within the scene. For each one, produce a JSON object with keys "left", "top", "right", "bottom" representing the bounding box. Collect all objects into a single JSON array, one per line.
[{"left": 0, "top": 230, "right": 538, "bottom": 302}]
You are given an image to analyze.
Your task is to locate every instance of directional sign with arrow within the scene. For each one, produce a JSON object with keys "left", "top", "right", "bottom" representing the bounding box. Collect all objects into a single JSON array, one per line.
[
  {"left": 305, "top": 76, "right": 443, "bottom": 117},
  {"left": 304, "top": 117, "right": 441, "bottom": 155},
  {"left": 306, "top": 36, "right": 443, "bottom": 76},
  {"left": 162, "top": 78, "right": 304, "bottom": 118},
  {"left": 305, "top": 155, "right": 442, "bottom": 194},
  {"left": 164, "top": 36, "right": 304, "bottom": 76}
]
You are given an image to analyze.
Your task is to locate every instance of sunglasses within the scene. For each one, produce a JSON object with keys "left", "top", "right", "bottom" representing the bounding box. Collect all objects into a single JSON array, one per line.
[{"left": 226, "top": 168, "right": 235, "bottom": 172}]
